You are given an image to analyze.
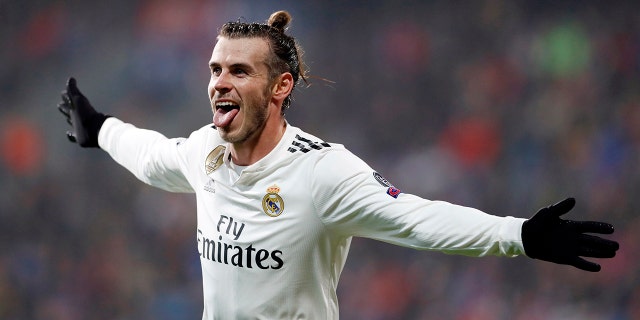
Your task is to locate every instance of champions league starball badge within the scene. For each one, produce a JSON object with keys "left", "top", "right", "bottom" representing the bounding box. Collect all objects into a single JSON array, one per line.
[{"left": 262, "top": 185, "right": 284, "bottom": 217}]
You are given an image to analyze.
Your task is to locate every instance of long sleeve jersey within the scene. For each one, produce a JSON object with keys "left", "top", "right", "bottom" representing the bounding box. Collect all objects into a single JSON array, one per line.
[{"left": 98, "top": 117, "right": 526, "bottom": 319}]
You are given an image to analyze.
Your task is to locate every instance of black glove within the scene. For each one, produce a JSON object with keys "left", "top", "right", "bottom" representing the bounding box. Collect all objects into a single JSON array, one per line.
[
  {"left": 57, "top": 77, "right": 109, "bottom": 148},
  {"left": 522, "top": 198, "right": 619, "bottom": 272}
]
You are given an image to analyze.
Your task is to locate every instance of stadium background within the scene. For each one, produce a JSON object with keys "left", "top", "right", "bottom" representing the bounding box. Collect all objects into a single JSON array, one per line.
[{"left": 1, "top": 0, "right": 639, "bottom": 318}]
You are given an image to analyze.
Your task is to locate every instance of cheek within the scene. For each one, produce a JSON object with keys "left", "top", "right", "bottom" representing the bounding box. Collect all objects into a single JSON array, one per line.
[{"left": 207, "top": 77, "right": 215, "bottom": 99}]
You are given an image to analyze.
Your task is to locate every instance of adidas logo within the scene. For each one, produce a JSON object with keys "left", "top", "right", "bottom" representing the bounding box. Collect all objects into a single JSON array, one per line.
[{"left": 287, "top": 134, "right": 331, "bottom": 153}]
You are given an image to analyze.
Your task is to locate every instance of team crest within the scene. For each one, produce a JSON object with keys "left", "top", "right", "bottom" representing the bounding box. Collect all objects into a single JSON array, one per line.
[
  {"left": 262, "top": 185, "right": 284, "bottom": 217},
  {"left": 205, "top": 146, "right": 226, "bottom": 174}
]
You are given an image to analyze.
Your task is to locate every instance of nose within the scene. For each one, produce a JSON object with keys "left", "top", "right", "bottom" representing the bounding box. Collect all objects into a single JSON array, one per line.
[{"left": 213, "top": 71, "right": 232, "bottom": 94}]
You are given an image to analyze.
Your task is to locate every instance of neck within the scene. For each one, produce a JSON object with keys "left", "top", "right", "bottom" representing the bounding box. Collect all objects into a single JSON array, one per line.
[{"left": 230, "top": 120, "right": 286, "bottom": 166}]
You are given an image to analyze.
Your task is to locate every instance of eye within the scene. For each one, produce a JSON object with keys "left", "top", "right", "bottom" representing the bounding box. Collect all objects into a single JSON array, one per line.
[
  {"left": 210, "top": 66, "right": 221, "bottom": 76},
  {"left": 231, "top": 67, "right": 248, "bottom": 76}
]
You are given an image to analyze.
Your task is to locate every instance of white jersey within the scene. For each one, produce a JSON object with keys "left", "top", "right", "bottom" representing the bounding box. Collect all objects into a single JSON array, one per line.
[{"left": 98, "top": 117, "right": 526, "bottom": 319}]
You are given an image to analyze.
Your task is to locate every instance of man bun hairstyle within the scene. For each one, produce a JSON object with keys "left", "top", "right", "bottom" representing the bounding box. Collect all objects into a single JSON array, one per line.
[
  {"left": 267, "top": 10, "right": 290, "bottom": 33},
  {"left": 219, "top": 10, "right": 307, "bottom": 113}
]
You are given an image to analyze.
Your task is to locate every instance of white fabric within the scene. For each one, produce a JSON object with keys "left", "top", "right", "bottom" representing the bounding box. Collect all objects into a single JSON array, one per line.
[{"left": 99, "top": 117, "right": 526, "bottom": 319}]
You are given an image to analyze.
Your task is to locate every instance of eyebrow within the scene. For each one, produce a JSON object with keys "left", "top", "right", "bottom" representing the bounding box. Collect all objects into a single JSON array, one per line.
[{"left": 209, "top": 62, "right": 253, "bottom": 71}]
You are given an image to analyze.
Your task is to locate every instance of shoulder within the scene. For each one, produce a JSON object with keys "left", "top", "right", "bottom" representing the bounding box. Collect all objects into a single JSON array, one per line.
[
  {"left": 170, "top": 124, "right": 225, "bottom": 166},
  {"left": 285, "top": 127, "right": 339, "bottom": 155},
  {"left": 281, "top": 125, "right": 356, "bottom": 165},
  {"left": 180, "top": 124, "right": 224, "bottom": 146},
  {"left": 193, "top": 124, "right": 220, "bottom": 137},
  {"left": 284, "top": 126, "right": 371, "bottom": 180}
]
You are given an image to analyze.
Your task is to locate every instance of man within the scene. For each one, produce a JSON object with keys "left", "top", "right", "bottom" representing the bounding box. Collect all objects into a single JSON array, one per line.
[{"left": 58, "top": 10, "right": 619, "bottom": 319}]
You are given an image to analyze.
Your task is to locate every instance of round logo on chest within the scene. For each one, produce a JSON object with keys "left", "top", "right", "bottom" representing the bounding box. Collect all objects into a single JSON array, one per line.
[{"left": 262, "top": 185, "right": 285, "bottom": 217}]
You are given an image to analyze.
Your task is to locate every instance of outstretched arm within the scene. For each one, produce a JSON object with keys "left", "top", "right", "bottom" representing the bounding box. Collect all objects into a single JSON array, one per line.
[
  {"left": 56, "top": 77, "right": 194, "bottom": 193},
  {"left": 522, "top": 198, "right": 619, "bottom": 272}
]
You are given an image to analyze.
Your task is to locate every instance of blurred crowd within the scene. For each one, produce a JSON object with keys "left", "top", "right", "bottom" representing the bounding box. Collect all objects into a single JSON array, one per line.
[{"left": 1, "top": 0, "right": 639, "bottom": 319}]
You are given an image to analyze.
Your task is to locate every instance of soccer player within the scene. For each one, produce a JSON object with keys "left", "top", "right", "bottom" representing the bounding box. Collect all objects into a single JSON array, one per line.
[{"left": 57, "top": 10, "right": 619, "bottom": 319}]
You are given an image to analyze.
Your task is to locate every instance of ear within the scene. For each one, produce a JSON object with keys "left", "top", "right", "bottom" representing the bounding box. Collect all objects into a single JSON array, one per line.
[{"left": 271, "top": 72, "right": 294, "bottom": 101}]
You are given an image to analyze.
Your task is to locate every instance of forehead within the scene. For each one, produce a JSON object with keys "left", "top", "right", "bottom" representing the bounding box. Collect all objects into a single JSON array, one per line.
[{"left": 210, "top": 37, "right": 270, "bottom": 66}]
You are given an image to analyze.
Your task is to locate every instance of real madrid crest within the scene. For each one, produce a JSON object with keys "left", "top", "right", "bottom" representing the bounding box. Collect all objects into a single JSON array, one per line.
[
  {"left": 262, "top": 185, "right": 284, "bottom": 217},
  {"left": 205, "top": 145, "right": 226, "bottom": 174}
]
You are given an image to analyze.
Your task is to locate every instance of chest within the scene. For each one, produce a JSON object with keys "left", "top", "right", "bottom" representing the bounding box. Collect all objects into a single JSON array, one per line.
[{"left": 196, "top": 166, "right": 321, "bottom": 249}]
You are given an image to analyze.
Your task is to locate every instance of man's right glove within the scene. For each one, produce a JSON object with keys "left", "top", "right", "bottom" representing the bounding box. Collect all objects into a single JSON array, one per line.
[
  {"left": 522, "top": 197, "right": 620, "bottom": 272},
  {"left": 57, "top": 77, "right": 109, "bottom": 148}
]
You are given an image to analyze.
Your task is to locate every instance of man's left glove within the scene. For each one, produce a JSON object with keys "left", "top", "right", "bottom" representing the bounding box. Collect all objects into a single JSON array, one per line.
[
  {"left": 57, "top": 77, "right": 109, "bottom": 148},
  {"left": 522, "top": 197, "right": 620, "bottom": 272}
]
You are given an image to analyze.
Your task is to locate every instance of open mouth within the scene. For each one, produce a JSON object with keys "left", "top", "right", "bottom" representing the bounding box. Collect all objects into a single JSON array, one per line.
[
  {"left": 213, "top": 101, "right": 240, "bottom": 128},
  {"left": 216, "top": 101, "right": 239, "bottom": 112}
]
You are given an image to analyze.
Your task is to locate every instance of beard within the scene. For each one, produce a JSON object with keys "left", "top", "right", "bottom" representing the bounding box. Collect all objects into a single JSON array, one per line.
[{"left": 218, "top": 93, "right": 270, "bottom": 144}]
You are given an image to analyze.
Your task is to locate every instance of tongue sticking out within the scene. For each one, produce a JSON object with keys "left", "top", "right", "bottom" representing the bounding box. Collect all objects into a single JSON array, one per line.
[{"left": 213, "top": 108, "right": 239, "bottom": 128}]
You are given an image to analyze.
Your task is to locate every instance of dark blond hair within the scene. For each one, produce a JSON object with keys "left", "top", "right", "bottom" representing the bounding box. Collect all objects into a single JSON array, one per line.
[{"left": 219, "top": 11, "right": 307, "bottom": 111}]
